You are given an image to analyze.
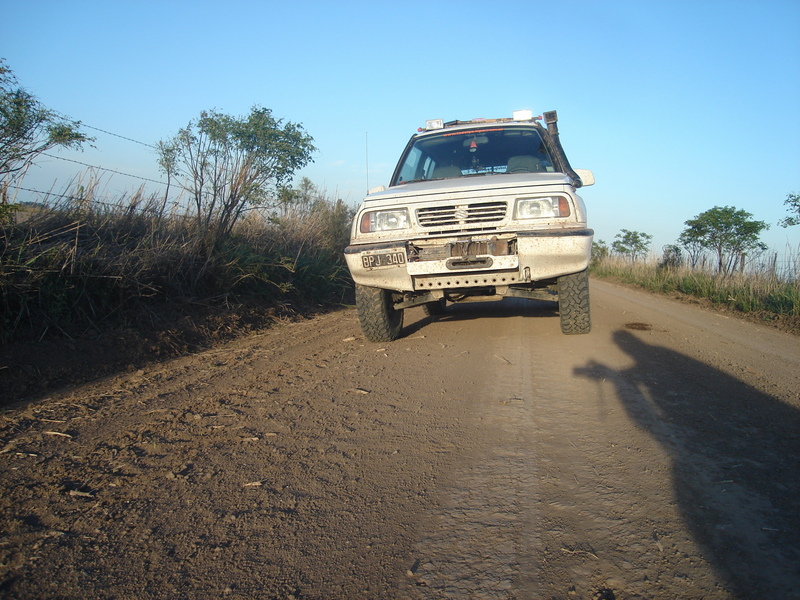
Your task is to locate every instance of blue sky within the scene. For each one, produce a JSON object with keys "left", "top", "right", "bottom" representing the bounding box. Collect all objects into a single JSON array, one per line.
[{"left": 2, "top": 0, "right": 799, "bottom": 259}]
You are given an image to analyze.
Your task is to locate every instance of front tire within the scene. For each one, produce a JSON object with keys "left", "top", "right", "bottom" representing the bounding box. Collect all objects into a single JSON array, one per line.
[
  {"left": 422, "top": 298, "right": 447, "bottom": 317},
  {"left": 355, "top": 284, "right": 404, "bottom": 342},
  {"left": 557, "top": 269, "right": 591, "bottom": 335}
]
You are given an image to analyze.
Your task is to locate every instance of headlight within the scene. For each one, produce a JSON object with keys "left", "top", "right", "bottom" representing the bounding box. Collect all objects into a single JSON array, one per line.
[
  {"left": 360, "top": 209, "right": 410, "bottom": 233},
  {"left": 514, "top": 196, "right": 570, "bottom": 219}
]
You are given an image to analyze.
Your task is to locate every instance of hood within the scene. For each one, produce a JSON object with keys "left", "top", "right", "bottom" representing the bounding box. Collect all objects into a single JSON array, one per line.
[{"left": 363, "top": 172, "right": 573, "bottom": 204}]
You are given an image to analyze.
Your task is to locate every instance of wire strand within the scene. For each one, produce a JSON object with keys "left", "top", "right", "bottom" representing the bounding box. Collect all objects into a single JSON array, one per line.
[
  {"left": 8, "top": 184, "right": 184, "bottom": 214},
  {"left": 50, "top": 110, "right": 158, "bottom": 149},
  {"left": 80, "top": 123, "right": 157, "bottom": 149},
  {"left": 41, "top": 153, "right": 167, "bottom": 186}
]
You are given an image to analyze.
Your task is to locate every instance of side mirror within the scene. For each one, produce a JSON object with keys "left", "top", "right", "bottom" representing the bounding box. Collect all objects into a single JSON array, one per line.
[{"left": 574, "top": 169, "right": 595, "bottom": 187}]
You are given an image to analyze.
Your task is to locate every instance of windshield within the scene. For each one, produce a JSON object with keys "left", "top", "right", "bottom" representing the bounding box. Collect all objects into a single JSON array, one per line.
[{"left": 391, "top": 126, "right": 555, "bottom": 186}]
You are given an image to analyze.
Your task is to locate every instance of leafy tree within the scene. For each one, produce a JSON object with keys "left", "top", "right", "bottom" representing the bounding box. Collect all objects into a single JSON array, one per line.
[
  {"left": 276, "top": 176, "right": 323, "bottom": 217},
  {"left": 160, "top": 107, "right": 315, "bottom": 251},
  {"left": 678, "top": 225, "right": 706, "bottom": 268},
  {"left": 779, "top": 192, "right": 799, "bottom": 228},
  {"left": 155, "top": 138, "right": 180, "bottom": 220},
  {"left": 0, "top": 59, "right": 92, "bottom": 192},
  {"left": 679, "top": 205, "right": 768, "bottom": 274},
  {"left": 591, "top": 239, "right": 608, "bottom": 266},
  {"left": 611, "top": 229, "right": 652, "bottom": 261},
  {"left": 659, "top": 244, "right": 683, "bottom": 269}
]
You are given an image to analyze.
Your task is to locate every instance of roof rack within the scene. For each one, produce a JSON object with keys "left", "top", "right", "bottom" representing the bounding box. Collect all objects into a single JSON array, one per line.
[
  {"left": 442, "top": 117, "right": 515, "bottom": 128},
  {"left": 422, "top": 110, "right": 542, "bottom": 132}
]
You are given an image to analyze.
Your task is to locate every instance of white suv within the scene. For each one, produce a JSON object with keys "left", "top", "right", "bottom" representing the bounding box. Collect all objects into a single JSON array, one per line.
[{"left": 344, "top": 110, "right": 594, "bottom": 342}]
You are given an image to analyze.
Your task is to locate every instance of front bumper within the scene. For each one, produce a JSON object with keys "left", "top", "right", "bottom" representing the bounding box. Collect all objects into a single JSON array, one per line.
[{"left": 345, "top": 228, "right": 593, "bottom": 292}]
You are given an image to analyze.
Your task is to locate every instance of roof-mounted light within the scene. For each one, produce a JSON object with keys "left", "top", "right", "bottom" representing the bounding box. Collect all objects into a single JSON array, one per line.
[
  {"left": 425, "top": 119, "right": 444, "bottom": 130},
  {"left": 513, "top": 109, "right": 534, "bottom": 121}
]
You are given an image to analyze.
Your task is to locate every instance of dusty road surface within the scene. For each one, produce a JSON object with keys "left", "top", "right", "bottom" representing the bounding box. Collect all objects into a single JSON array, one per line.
[{"left": 2, "top": 279, "right": 799, "bottom": 600}]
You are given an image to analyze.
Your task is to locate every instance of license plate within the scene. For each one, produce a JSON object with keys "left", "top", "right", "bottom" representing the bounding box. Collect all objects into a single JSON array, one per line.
[{"left": 361, "top": 250, "right": 406, "bottom": 269}]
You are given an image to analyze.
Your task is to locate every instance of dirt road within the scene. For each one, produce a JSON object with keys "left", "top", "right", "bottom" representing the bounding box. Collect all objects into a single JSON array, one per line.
[{"left": 2, "top": 280, "right": 799, "bottom": 599}]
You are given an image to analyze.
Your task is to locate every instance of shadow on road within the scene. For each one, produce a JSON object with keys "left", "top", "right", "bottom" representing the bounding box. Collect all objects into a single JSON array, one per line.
[
  {"left": 401, "top": 297, "right": 558, "bottom": 338},
  {"left": 575, "top": 329, "right": 800, "bottom": 598}
]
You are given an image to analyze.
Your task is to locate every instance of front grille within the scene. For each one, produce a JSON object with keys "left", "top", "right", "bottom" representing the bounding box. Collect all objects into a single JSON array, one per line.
[{"left": 417, "top": 201, "right": 507, "bottom": 229}]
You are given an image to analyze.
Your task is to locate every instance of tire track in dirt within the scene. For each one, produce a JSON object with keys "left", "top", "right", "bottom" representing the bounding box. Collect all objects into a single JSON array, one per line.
[{"left": 401, "top": 308, "right": 543, "bottom": 598}]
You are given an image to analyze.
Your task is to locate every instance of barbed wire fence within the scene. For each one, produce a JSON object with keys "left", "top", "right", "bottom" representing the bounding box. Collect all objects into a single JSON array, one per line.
[
  {"left": 39, "top": 153, "right": 166, "bottom": 186},
  {"left": 3, "top": 118, "right": 190, "bottom": 216},
  {"left": 79, "top": 123, "right": 158, "bottom": 149},
  {"left": 3, "top": 120, "right": 291, "bottom": 225}
]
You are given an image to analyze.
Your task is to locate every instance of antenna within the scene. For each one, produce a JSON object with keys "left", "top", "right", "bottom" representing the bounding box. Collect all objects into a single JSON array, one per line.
[{"left": 365, "top": 131, "right": 369, "bottom": 192}]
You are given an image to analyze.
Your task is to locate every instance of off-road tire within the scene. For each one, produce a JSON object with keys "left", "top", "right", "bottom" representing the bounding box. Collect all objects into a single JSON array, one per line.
[
  {"left": 557, "top": 269, "right": 591, "bottom": 335},
  {"left": 422, "top": 299, "right": 447, "bottom": 317},
  {"left": 355, "top": 284, "right": 404, "bottom": 342}
]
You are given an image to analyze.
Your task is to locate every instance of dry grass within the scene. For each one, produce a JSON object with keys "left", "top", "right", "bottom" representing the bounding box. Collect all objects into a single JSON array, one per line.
[
  {"left": 591, "top": 254, "right": 800, "bottom": 325},
  {"left": 0, "top": 179, "right": 354, "bottom": 345}
]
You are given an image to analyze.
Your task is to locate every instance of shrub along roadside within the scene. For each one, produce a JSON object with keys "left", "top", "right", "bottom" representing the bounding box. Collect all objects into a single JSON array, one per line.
[
  {"left": 591, "top": 256, "right": 800, "bottom": 331},
  {"left": 0, "top": 182, "right": 354, "bottom": 346},
  {"left": 0, "top": 182, "right": 355, "bottom": 402}
]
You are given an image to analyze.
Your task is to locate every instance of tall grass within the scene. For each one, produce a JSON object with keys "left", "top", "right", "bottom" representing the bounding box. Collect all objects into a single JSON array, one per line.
[
  {"left": 592, "top": 254, "right": 800, "bottom": 318},
  {"left": 0, "top": 179, "right": 354, "bottom": 344}
]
